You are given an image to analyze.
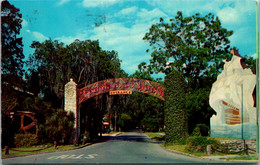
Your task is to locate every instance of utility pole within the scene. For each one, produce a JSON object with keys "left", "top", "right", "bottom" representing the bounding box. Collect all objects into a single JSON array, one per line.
[
  {"left": 241, "top": 84, "right": 246, "bottom": 150},
  {"left": 255, "top": 0, "right": 259, "bottom": 158}
]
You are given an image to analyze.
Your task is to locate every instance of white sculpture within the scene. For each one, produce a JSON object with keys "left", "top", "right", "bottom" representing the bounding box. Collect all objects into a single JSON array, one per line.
[{"left": 209, "top": 50, "right": 256, "bottom": 139}]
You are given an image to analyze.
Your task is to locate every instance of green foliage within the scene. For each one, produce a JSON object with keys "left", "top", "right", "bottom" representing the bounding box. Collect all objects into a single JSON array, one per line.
[
  {"left": 191, "top": 124, "right": 209, "bottom": 136},
  {"left": 22, "top": 97, "right": 54, "bottom": 125},
  {"left": 27, "top": 39, "right": 126, "bottom": 106},
  {"left": 14, "top": 134, "right": 38, "bottom": 147},
  {"left": 39, "top": 109, "right": 74, "bottom": 144},
  {"left": 131, "top": 62, "right": 154, "bottom": 81},
  {"left": 81, "top": 132, "right": 91, "bottom": 144},
  {"left": 1, "top": 0, "right": 26, "bottom": 147},
  {"left": 118, "top": 113, "right": 132, "bottom": 130},
  {"left": 141, "top": 96, "right": 164, "bottom": 132},
  {"left": 1, "top": 0, "right": 24, "bottom": 78},
  {"left": 120, "top": 88, "right": 164, "bottom": 131},
  {"left": 164, "top": 70, "right": 188, "bottom": 143},
  {"left": 26, "top": 39, "right": 126, "bottom": 139},
  {"left": 143, "top": 11, "right": 233, "bottom": 89},
  {"left": 185, "top": 88, "right": 215, "bottom": 134},
  {"left": 244, "top": 55, "right": 256, "bottom": 70},
  {"left": 185, "top": 136, "right": 220, "bottom": 152}
]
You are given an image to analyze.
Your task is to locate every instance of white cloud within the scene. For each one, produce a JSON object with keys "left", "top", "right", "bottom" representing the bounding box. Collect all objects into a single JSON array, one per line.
[
  {"left": 216, "top": 1, "right": 255, "bottom": 25},
  {"left": 82, "top": 0, "right": 120, "bottom": 8},
  {"left": 22, "top": 19, "right": 28, "bottom": 28},
  {"left": 55, "top": 33, "right": 88, "bottom": 45},
  {"left": 57, "top": 0, "right": 70, "bottom": 6},
  {"left": 145, "top": 0, "right": 255, "bottom": 24},
  {"left": 116, "top": 6, "right": 138, "bottom": 16},
  {"left": 32, "top": 32, "right": 48, "bottom": 42},
  {"left": 89, "top": 20, "right": 153, "bottom": 74},
  {"left": 136, "top": 8, "right": 168, "bottom": 23},
  {"left": 51, "top": 2, "right": 257, "bottom": 75},
  {"left": 217, "top": 7, "right": 240, "bottom": 24},
  {"left": 250, "top": 53, "right": 257, "bottom": 58},
  {"left": 145, "top": 0, "right": 206, "bottom": 16},
  {"left": 53, "top": 7, "right": 169, "bottom": 74},
  {"left": 26, "top": 30, "right": 48, "bottom": 42},
  {"left": 145, "top": 0, "right": 257, "bottom": 57}
]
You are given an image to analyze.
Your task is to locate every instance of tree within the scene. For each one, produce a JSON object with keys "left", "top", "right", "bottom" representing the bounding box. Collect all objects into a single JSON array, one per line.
[
  {"left": 27, "top": 39, "right": 126, "bottom": 139},
  {"left": 117, "top": 113, "right": 132, "bottom": 131},
  {"left": 185, "top": 88, "right": 215, "bottom": 134},
  {"left": 1, "top": 0, "right": 25, "bottom": 147},
  {"left": 27, "top": 39, "right": 125, "bottom": 107},
  {"left": 131, "top": 62, "right": 154, "bottom": 81},
  {"left": 244, "top": 55, "right": 256, "bottom": 71},
  {"left": 143, "top": 11, "right": 233, "bottom": 89},
  {"left": 141, "top": 95, "right": 164, "bottom": 132},
  {"left": 41, "top": 109, "right": 74, "bottom": 144},
  {"left": 1, "top": 0, "right": 24, "bottom": 88}
]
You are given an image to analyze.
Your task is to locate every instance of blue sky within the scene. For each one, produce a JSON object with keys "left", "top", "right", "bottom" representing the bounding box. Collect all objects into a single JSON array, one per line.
[{"left": 10, "top": 0, "right": 258, "bottom": 77}]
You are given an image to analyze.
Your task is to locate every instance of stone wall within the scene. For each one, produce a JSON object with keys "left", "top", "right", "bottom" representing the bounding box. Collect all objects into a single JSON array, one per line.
[{"left": 219, "top": 139, "right": 256, "bottom": 153}]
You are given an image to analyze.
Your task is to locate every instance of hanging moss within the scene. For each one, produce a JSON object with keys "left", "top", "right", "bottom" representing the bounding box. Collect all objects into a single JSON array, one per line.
[{"left": 164, "top": 69, "right": 188, "bottom": 143}]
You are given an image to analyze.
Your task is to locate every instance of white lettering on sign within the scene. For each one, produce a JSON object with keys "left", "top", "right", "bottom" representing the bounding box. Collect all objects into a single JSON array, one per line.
[{"left": 48, "top": 154, "right": 98, "bottom": 160}]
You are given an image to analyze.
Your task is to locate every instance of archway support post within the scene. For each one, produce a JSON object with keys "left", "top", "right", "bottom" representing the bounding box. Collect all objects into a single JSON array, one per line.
[
  {"left": 64, "top": 77, "right": 165, "bottom": 143},
  {"left": 65, "top": 78, "right": 80, "bottom": 143}
]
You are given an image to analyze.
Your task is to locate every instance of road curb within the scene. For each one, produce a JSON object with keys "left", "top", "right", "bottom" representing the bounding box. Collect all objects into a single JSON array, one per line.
[
  {"left": 160, "top": 145, "right": 200, "bottom": 159},
  {"left": 142, "top": 133, "right": 197, "bottom": 158}
]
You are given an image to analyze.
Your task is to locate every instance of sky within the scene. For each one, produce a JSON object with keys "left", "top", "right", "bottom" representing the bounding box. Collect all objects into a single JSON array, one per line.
[{"left": 10, "top": 0, "right": 259, "bottom": 78}]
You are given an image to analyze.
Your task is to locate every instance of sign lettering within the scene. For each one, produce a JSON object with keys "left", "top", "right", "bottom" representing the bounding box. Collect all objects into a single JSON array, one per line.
[
  {"left": 79, "top": 78, "right": 165, "bottom": 104},
  {"left": 109, "top": 90, "right": 132, "bottom": 95}
]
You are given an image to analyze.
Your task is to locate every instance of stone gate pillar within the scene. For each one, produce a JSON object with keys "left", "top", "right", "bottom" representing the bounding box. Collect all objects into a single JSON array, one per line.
[{"left": 65, "top": 78, "right": 80, "bottom": 143}]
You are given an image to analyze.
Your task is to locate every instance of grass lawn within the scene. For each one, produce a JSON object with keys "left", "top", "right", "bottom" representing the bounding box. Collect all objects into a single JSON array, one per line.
[
  {"left": 109, "top": 131, "right": 121, "bottom": 135},
  {"left": 145, "top": 132, "right": 165, "bottom": 141},
  {"left": 102, "top": 131, "right": 122, "bottom": 135},
  {"left": 144, "top": 132, "right": 256, "bottom": 160},
  {"left": 227, "top": 156, "right": 259, "bottom": 160},
  {"left": 163, "top": 143, "right": 228, "bottom": 157},
  {"left": 2, "top": 132, "right": 123, "bottom": 159},
  {"left": 1, "top": 144, "right": 89, "bottom": 158}
]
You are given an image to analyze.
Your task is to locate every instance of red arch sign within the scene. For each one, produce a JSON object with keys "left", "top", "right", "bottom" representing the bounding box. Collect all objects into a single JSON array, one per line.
[{"left": 79, "top": 78, "right": 165, "bottom": 104}]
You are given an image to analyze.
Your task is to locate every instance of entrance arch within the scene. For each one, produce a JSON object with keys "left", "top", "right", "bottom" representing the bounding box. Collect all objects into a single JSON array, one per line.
[{"left": 64, "top": 78, "right": 165, "bottom": 141}]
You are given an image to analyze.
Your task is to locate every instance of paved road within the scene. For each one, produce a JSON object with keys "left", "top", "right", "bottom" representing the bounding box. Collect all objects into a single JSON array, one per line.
[{"left": 1, "top": 130, "right": 243, "bottom": 164}]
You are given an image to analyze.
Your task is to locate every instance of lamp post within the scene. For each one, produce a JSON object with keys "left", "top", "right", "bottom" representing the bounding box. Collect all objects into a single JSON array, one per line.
[
  {"left": 115, "top": 110, "right": 117, "bottom": 132},
  {"left": 255, "top": 0, "right": 259, "bottom": 158},
  {"left": 241, "top": 84, "right": 246, "bottom": 151}
]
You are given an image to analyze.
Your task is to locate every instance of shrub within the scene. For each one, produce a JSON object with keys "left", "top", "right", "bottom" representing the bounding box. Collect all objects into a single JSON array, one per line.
[
  {"left": 44, "top": 109, "right": 75, "bottom": 144},
  {"left": 164, "top": 69, "right": 188, "bottom": 143},
  {"left": 81, "top": 132, "right": 91, "bottom": 144},
  {"left": 191, "top": 124, "right": 209, "bottom": 136},
  {"left": 186, "top": 136, "right": 220, "bottom": 152},
  {"left": 14, "top": 133, "right": 38, "bottom": 147}
]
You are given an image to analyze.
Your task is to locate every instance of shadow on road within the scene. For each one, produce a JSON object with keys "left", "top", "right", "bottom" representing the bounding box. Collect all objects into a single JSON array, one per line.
[
  {"left": 110, "top": 135, "right": 162, "bottom": 143},
  {"left": 101, "top": 130, "right": 163, "bottom": 144}
]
